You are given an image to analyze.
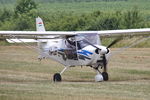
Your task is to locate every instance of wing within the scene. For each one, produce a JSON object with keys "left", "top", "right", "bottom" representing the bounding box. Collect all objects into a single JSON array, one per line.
[
  {"left": 75, "top": 28, "right": 150, "bottom": 37},
  {"left": 97, "top": 28, "right": 150, "bottom": 37},
  {"left": 0, "top": 31, "right": 75, "bottom": 39},
  {"left": 0, "top": 28, "right": 150, "bottom": 38}
]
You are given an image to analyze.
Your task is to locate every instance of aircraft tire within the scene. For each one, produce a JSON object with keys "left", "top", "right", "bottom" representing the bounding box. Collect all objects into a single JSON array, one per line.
[
  {"left": 53, "top": 73, "right": 62, "bottom": 82},
  {"left": 102, "top": 72, "right": 109, "bottom": 81}
]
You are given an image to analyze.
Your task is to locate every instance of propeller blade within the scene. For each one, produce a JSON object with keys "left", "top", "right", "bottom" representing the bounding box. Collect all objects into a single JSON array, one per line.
[
  {"left": 102, "top": 54, "right": 107, "bottom": 72},
  {"left": 107, "top": 38, "right": 122, "bottom": 48}
]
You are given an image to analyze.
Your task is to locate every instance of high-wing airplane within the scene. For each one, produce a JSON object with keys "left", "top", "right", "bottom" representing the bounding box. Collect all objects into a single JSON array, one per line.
[{"left": 0, "top": 17, "right": 150, "bottom": 82}]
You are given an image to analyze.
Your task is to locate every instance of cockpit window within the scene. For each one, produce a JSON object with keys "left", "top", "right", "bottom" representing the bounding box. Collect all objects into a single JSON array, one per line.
[{"left": 76, "top": 33, "right": 100, "bottom": 49}]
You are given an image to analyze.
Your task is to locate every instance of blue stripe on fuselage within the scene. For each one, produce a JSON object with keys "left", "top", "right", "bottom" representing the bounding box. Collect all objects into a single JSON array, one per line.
[{"left": 77, "top": 50, "right": 93, "bottom": 56}]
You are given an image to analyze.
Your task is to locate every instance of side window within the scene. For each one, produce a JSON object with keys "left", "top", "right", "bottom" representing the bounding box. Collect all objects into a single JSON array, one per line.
[{"left": 66, "top": 36, "right": 76, "bottom": 49}]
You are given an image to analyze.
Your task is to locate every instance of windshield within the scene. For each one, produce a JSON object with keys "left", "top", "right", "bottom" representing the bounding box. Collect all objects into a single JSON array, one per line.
[{"left": 76, "top": 33, "right": 100, "bottom": 49}]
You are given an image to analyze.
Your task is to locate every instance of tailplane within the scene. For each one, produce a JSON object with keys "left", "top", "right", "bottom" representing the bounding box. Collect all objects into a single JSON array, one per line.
[{"left": 6, "top": 17, "right": 46, "bottom": 43}]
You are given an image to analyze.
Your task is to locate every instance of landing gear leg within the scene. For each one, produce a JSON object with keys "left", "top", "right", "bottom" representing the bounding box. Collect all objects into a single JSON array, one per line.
[
  {"left": 53, "top": 66, "right": 69, "bottom": 82},
  {"left": 102, "top": 63, "right": 109, "bottom": 81}
]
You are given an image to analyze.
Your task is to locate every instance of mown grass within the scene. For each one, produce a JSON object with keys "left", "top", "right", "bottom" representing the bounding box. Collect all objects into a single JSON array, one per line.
[{"left": 0, "top": 46, "right": 150, "bottom": 100}]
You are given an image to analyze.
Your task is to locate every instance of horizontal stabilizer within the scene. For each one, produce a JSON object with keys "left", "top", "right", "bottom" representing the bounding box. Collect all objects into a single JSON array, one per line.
[{"left": 6, "top": 39, "right": 37, "bottom": 43}]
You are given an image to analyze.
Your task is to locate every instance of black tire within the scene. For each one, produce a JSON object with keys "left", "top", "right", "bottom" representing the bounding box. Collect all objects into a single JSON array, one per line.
[
  {"left": 102, "top": 72, "right": 109, "bottom": 81},
  {"left": 53, "top": 73, "right": 62, "bottom": 82}
]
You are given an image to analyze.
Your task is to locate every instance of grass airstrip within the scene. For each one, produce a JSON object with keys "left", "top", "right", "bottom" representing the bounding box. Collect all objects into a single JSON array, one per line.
[{"left": 0, "top": 46, "right": 150, "bottom": 100}]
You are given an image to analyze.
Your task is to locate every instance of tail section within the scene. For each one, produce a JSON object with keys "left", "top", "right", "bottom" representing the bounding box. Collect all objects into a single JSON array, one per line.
[
  {"left": 36, "top": 17, "right": 46, "bottom": 31},
  {"left": 6, "top": 17, "right": 45, "bottom": 43},
  {"left": 36, "top": 17, "right": 48, "bottom": 59}
]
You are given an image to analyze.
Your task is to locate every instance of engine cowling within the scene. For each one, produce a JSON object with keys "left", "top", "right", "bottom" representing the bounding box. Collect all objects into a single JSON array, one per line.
[{"left": 95, "top": 45, "right": 109, "bottom": 55}]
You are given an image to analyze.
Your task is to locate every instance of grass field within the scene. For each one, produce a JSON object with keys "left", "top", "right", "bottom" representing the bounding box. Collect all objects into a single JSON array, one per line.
[{"left": 0, "top": 46, "right": 150, "bottom": 100}]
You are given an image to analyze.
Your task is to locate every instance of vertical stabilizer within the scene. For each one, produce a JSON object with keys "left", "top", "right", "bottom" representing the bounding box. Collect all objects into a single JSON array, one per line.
[
  {"left": 36, "top": 17, "right": 48, "bottom": 59},
  {"left": 36, "top": 17, "right": 46, "bottom": 31}
]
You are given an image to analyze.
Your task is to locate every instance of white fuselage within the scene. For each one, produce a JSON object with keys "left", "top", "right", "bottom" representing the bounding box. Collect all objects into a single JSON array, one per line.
[{"left": 38, "top": 39, "right": 103, "bottom": 66}]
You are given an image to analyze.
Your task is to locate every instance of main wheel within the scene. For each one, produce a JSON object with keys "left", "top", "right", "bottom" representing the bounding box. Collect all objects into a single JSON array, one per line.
[
  {"left": 53, "top": 73, "right": 62, "bottom": 82},
  {"left": 102, "top": 72, "right": 109, "bottom": 81}
]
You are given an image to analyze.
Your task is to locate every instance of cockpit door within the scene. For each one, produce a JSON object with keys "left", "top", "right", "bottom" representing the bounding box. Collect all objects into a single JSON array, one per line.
[{"left": 63, "top": 36, "right": 78, "bottom": 60}]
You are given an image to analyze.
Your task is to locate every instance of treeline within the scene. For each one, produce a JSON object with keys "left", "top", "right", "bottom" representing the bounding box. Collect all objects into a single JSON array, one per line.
[
  {"left": 43, "top": 10, "right": 150, "bottom": 31},
  {"left": 0, "top": 0, "right": 150, "bottom": 31}
]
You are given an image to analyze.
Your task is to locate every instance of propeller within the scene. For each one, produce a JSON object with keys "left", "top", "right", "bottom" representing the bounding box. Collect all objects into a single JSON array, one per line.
[
  {"left": 107, "top": 38, "right": 122, "bottom": 48},
  {"left": 102, "top": 37, "right": 122, "bottom": 72},
  {"left": 82, "top": 37, "right": 122, "bottom": 81},
  {"left": 82, "top": 37, "right": 122, "bottom": 72}
]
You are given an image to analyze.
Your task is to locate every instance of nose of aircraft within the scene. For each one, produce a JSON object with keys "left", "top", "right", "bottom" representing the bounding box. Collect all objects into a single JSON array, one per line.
[{"left": 95, "top": 45, "right": 109, "bottom": 55}]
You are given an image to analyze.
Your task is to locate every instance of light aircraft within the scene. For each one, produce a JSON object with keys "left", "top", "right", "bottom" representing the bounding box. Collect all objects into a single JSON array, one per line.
[{"left": 0, "top": 17, "right": 150, "bottom": 82}]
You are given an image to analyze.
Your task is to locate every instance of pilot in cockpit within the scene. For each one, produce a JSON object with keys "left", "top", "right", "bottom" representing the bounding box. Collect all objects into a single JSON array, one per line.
[
  {"left": 65, "top": 36, "right": 78, "bottom": 60},
  {"left": 66, "top": 36, "right": 81, "bottom": 50},
  {"left": 65, "top": 36, "right": 76, "bottom": 49}
]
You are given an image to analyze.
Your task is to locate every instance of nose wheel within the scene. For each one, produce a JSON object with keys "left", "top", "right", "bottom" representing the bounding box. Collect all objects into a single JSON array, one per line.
[
  {"left": 93, "top": 66, "right": 109, "bottom": 82},
  {"left": 95, "top": 71, "right": 109, "bottom": 82},
  {"left": 102, "top": 72, "right": 109, "bottom": 81}
]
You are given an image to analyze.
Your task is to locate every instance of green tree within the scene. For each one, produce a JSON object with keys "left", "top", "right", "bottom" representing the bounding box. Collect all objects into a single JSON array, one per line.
[
  {"left": 123, "top": 9, "right": 144, "bottom": 28},
  {"left": 13, "top": 0, "right": 37, "bottom": 30},
  {"left": 0, "top": 9, "right": 12, "bottom": 22},
  {"left": 14, "top": 0, "right": 37, "bottom": 16}
]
